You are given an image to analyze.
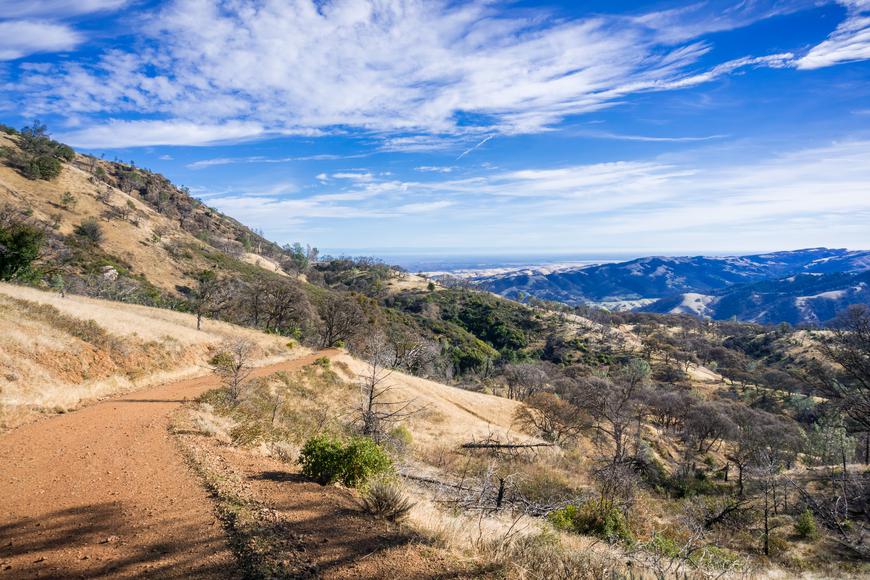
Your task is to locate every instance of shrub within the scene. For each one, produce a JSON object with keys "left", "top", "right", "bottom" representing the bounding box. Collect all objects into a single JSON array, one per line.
[
  {"left": 388, "top": 424, "right": 413, "bottom": 451},
  {"left": 298, "top": 434, "right": 391, "bottom": 487},
  {"left": 794, "top": 509, "right": 817, "bottom": 540},
  {"left": 74, "top": 218, "right": 104, "bottom": 244},
  {"left": 313, "top": 356, "right": 331, "bottom": 369},
  {"left": 359, "top": 475, "right": 415, "bottom": 521},
  {"left": 0, "top": 222, "right": 44, "bottom": 281},
  {"left": 547, "top": 500, "right": 633, "bottom": 543},
  {"left": 25, "top": 155, "right": 62, "bottom": 180},
  {"left": 55, "top": 144, "right": 75, "bottom": 161},
  {"left": 61, "top": 191, "right": 77, "bottom": 210},
  {"left": 340, "top": 436, "right": 393, "bottom": 486}
]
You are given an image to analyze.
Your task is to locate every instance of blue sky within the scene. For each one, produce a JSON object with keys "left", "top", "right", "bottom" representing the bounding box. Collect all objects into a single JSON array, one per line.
[{"left": 1, "top": 0, "right": 869, "bottom": 256}]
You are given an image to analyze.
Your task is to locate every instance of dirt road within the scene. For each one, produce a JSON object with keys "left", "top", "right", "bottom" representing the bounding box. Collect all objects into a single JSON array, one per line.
[{"left": 0, "top": 350, "right": 338, "bottom": 579}]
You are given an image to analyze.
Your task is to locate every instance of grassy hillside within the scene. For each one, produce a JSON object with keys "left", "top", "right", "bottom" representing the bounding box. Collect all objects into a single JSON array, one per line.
[
  {"left": 2, "top": 126, "right": 868, "bottom": 577},
  {"left": 0, "top": 282, "right": 298, "bottom": 430}
]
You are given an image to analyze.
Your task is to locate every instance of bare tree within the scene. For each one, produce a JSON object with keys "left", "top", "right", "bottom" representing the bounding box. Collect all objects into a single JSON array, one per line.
[
  {"left": 503, "top": 363, "right": 547, "bottom": 400},
  {"left": 209, "top": 339, "right": 255, "bottom": 402},
  {"left": 357, "top": 332, "right": 415, "bottom": 442},
  {"left": 316, "top": 294, "right": 365, "bottom": 348},
  {"left": 513, "top": 392, "right": 585, "bottom": 445},
  {"left": 573, "top": 373, "right": 646, "bottom": 464},
  {"left": 812, "top": 306, "right": 870, "bottom": 453}
]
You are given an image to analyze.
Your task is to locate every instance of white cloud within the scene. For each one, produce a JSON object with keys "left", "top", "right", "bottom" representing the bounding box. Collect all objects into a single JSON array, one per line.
[
  {"left": 396, "top": 200, "right": 454, "bottom": 214},
  {"left": 201, "top": 140, "right": 870, "bottom": 251},
  {"left": 186, "top": 152, "right": 366, "bottom": 169},
  {"left": 0, "top": 21, "right": 80, "bottom": 60},
  {"left": 573, "top": 131, "right": 728, "bottom": 142},
  {"left": 11, "top": 0, "right": 813, "bottom": 147},
  {"left": 59, "top": 119, "right": 266, "bottom": 148},
  {"left": 415, "top": 166, "right": 455, "bottom": 173},
  {"left": 332, "top": 172, "right": 374, "bottom": 182},
  {"left": 795, "top": 0, "right": 870, "bottom": 68},
  {"left": 0, "top": 0, "right": 129, "bottom": 18}
]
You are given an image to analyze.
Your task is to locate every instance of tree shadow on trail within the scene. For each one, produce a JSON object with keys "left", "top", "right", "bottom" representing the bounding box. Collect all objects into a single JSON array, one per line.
[
  {"left": 242, "top": 468, "right": 488, "bottom": 579},
  {"left": 0, "top": 502, "right": 238, "bottom": 579}
]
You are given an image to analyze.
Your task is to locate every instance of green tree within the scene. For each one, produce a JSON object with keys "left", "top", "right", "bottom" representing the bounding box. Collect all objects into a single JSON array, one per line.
[
  {"left": 0, "top": 222, "right": 44, "bottom": 280},
  {"left": 73, "top": 218, "right": 104, "bottom": 245},
  {"left": 188, "top": 269, "right": 226, "bottom": 330}
]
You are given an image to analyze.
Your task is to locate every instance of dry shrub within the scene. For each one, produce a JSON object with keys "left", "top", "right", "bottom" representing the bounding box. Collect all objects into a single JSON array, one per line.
[
  {"left": 190, "top": 404, "right": 236, "bottom": 444},
  {"left": 359, "top": 475, "right": 416, "bottom": 521},
  {"left": 479, "top": 531, "right": 617, "bottom": 580}
]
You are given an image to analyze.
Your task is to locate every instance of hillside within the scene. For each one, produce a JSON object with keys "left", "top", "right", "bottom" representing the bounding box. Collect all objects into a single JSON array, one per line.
[
  {"left": 0, "top": 282, "right": 297, "bottom": 430},
  {"left": 475, "top": 248, "right": 870, "bottom": 324},
  {"left": 645, "top": 270, "right": 870, "bottom": 325},
  {"left": 0, "top": 131, "right": 294, "bottom": 302},
  {"left": 2, "top": 127, "right": 868, "bottom": 578}
]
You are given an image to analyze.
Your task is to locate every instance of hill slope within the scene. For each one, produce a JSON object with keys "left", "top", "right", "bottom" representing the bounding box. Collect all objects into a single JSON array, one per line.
[
  {"left": 644, "top": 270, "right": 870, "bottom": 325},
  {"left": 476, "top": 248, "right": 870, "bottom": 324}
]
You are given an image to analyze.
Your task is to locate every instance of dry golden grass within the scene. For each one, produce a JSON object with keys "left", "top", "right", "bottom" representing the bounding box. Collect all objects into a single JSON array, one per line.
[
  {"left": 332, "top": 353, "right": 531, "bottom": 448},
  {"left": 0, "top": 133, "right": 289, "bottom": 293},
  {"left": 0, "top": 282, "right": 299, "bottom": 429}
]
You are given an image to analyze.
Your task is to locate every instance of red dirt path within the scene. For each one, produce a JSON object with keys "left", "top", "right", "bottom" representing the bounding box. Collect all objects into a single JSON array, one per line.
[{"left": 0, "top": 350, "right": 339, "bottom": 578}]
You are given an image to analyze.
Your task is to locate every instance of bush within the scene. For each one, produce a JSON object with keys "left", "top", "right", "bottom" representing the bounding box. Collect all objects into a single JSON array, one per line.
[
  {"left": 0, "top": 222, "right": 44, "bottom": 281},
  {"left": 388, "top": 424, "right": 413, "bottom": 451},
  {"left": 547, "top": 500, "right": 633, "bottom": 543},
  {"left": 794, "top": 509, "right": 817, "bottom": 540},
  {"left": 24, "top": 155, "right": 62, "bottom": 180},
  {"left": 359, "top": 475, "right": 415, "bottom": 521},
  {"left": 61, "top": 191, "right": 77, "bottom": 210},
  {"left": 74, "top": 218, "right": 104, "bottom": 244},
  {"left": 298, "top": 434, "right": 391, "bottom": 487}
]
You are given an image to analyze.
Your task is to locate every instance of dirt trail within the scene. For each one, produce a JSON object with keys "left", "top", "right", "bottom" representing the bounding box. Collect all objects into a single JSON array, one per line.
[{"left": 0, "top": 350, "right": 339, "bottom": 579}]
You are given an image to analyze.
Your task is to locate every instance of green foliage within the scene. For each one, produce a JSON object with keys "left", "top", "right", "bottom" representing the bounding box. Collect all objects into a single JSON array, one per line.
[
  {"left": 298, "top": 434, "right": 392, "bottom": 487},
  {"left": 313, "top": 356, "right": 331, "bottom": 369},
  {"left": 60, "top": 191, "right": 77, "bottom": 209},
  {"left": 0, "top": 124, "right": 17, "bottom": 135},
  {"left": 0, "top": 221, "right": 44, "bottom": 281},
  {"left": 389, "top": 424, "right": 413, "bottom": 449},
  {"left": 5, "top": 122, "right": 73, "bottom": 181},
  {"left": 547, "top": 501, "right": 633, "bottom": 543},
  {"left": 794, "top": 509, "right": 818, "bottom": 540},
  {"left": 24, "top": 155, "right": 62, "bottom": 180},
  {"left": 73, "top": 218, "right": 104, "bottom": 244}
]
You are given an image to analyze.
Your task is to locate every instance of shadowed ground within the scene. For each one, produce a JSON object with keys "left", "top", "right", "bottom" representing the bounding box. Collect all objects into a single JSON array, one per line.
[{"left": 0, "top": 351, "right": 337, "bottom": 578}]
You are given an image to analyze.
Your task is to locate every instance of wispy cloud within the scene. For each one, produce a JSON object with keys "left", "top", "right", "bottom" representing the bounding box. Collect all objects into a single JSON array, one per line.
[
  {"left": 59, "top": 120, "right": 267, "bottom": 148},
  {"left": 573, "top": 130, "right": 728, "bottom": 142},
  {"left": 186, "top": 153, "right": 366, "bottom": 170},
  {"left": 795, "top": 0, "right": 870, "bottom": 68},
  {"left": 0, "top": 0, "right": 129, "bottom": 18},
  {"left": 457, "top": 136, "right": 494, "bottom": 160},
  {"left": 9, "top": 0, "right": 829, "bottom": 147},
  {"left": 204, "top": 139, "right": 870, "bottom": 250},
  {"left": 0, "top": 21, "right": 80, "bottom": 60},
  {"left": 415, "top": 166, "right": 456, "bottom": 173}
]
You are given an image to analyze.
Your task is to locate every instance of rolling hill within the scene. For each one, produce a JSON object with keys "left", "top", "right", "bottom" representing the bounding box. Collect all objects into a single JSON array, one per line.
[{"left": 476, "top": 248, "right": 870, "bottom": 324}]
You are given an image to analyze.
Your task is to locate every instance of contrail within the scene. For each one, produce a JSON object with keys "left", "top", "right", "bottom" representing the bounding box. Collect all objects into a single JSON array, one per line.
[{"left": 457, "top": 135, "right": 494, "bottom": 160}]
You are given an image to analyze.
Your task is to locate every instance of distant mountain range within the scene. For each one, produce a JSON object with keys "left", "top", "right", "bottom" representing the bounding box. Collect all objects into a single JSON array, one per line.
[{"left": 474, "top": 248, "right": 870, "bottom": 325}]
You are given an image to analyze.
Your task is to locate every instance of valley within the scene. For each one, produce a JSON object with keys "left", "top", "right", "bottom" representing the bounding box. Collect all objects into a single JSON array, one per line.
[{"left": 0, "top": 125, "right": 868, "bottom": 579}]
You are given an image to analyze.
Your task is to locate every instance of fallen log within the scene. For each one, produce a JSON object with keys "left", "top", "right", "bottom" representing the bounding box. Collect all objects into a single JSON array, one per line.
[{"left": 460, "top": 442, "right": 555, "bottom": 450}]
